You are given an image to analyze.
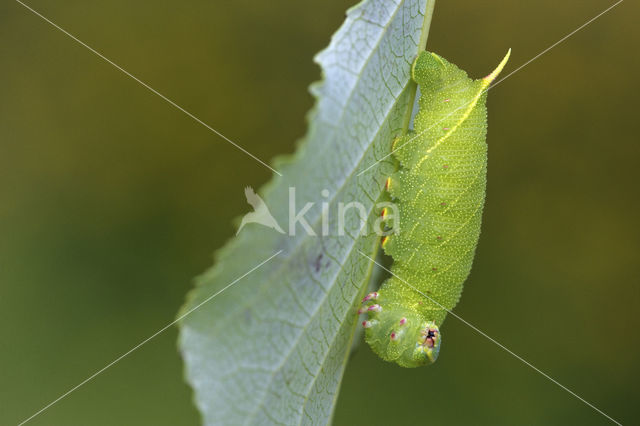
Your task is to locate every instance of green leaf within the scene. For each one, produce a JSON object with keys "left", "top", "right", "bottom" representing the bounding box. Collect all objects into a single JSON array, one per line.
[{"left": 178, "top": 0, "right": 435, "bottom": 424}]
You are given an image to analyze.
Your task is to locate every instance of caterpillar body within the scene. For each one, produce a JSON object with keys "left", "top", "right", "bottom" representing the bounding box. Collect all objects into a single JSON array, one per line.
[{"left": 360, "top": 50, "right": 510, "bottom": 368}]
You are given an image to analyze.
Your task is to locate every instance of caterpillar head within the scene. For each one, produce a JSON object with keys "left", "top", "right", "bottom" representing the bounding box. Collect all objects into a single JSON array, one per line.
[
  {"left": 360, "top": 293, "right": 441, "bottom": 368},
  {"left": 411, "top": 52, "right": 447, "bottom": 87}
]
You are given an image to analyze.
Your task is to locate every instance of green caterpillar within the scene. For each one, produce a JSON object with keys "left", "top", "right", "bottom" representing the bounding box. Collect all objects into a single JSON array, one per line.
[{"left": 360, "top": 50, "right": 510, "bottom": 368}]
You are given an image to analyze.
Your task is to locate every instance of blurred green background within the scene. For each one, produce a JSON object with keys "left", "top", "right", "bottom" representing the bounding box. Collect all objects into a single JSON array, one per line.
[{"left": 1, "top": 0, "right": 638, "bottom": 424}]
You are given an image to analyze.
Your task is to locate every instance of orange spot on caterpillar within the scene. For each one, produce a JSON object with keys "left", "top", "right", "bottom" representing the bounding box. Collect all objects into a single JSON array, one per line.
[
  {"left": 436, "top": 236, "right": 443, "bottom": 240},
  {"left": 440, "top": 202, "right": 447, "bottom": 207},
  {"left": 385, "top": 177, "right": 391, "bottom": 191},
  {"left": 443, "top": 165, "right": 449, "bottom": 169},
  {"left": 381, "top": 207, "right": 387, "bottom": 218},
  {"left": 381, "top": 236, "right": 389, "bottom": 247},
  {"left": 391, "top": 137, "right": 399, "bottom": 151}
]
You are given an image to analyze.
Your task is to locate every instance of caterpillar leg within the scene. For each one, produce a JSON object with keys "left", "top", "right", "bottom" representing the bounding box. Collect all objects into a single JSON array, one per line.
[{"left": 358, "top": 289, "right": 441, "bottom": 367}]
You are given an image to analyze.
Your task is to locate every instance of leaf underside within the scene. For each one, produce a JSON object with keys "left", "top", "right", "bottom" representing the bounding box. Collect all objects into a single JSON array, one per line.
[{"left": 178, "top": 1, "right": 433, "bottom": 424}]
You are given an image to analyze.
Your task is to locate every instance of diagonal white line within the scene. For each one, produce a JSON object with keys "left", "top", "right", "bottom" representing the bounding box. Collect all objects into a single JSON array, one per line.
[
  {"left": 17, "top": 250, "right": 283, "bottom": 426},
  {"left": 358, "top": 250, "right": 622, "bottom": 425},
  {"left": 490, "top": 0, "right": 624, "bottom": 89},
  {"left": 15, "top": 0, "right": 283, "bottom": 177},
  {"left": 357, "top": 0, "right": 624, "bottom": 177},
  {"left": 356, "top": 100, "right": 468, "bottom": 176}
]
